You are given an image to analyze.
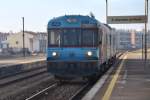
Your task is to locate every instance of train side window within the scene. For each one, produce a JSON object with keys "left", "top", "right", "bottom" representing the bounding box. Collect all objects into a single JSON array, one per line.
[
  {"left": 48, "top": 30, "right": 61, "bottom": 46},
  {"left": 98, "top": 29, "right": 103, "bottom": 45},
  {"left": 82, "top": 29, "right": 98, "bottom": 46}
]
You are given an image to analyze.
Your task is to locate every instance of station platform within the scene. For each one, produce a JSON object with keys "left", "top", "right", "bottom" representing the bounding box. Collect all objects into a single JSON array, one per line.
[
  {"left": 0, "top": 55, "right": 46, "bottom": 68},
  {"left": 82, "top": 51, "right": 150, "bottom": 100},
  {"left": 0, "top": 55, "right": 46, "bottom": 78}
]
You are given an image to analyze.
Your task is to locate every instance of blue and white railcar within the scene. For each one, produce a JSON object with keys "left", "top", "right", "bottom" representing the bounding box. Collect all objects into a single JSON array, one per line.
[{"left": 47, "top": 15, "right": 116, "bottom": 79}]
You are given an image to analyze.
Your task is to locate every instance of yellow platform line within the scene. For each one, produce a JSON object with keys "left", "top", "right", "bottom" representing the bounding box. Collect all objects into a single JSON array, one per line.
[{"left": 102, "top": 55, "right": 127, "bottom": 100}]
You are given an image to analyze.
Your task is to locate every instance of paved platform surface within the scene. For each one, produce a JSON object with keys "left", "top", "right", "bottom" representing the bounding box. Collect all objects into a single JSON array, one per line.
[
  {"left": 93, "top": 52, "right": 150, "bottom": 100},
  {"left": 0, "top": 56, "right": 46, "bottom": 67}
]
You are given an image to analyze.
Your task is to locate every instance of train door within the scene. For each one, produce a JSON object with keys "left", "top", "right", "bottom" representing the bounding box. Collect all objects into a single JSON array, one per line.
[
  {"left": 98, "top": 28, "right": 103, "bottom": 65},
  {"left": 101, "top": 28, "right": 107, "bottom": 64},
  {"left": 106, "top": 28, "right": 111, "bottom": 62}
]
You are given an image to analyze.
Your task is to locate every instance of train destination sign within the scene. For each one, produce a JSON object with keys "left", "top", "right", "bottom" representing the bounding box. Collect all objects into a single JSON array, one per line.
[{"left": 107, "top": 15, "right": 147, "bottom": 24}]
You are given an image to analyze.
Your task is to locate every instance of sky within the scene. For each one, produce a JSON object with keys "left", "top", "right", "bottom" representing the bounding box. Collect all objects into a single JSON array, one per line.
[{"left": 0, "top": 0, "right": 148, "bottom": 32}]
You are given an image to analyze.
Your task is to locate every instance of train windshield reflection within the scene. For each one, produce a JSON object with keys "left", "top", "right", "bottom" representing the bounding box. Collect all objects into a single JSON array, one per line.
[
  {"left": 62, "top": 29, "right": 80, "bottom": 46},
  {"left": 48, "top": 29, "right": 98, "bottom": 47}
]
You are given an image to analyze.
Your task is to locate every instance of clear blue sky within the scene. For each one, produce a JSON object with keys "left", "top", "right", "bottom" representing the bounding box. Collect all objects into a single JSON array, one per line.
[{"left": 0, "top": 0, "right": 147, "bottom": 32}]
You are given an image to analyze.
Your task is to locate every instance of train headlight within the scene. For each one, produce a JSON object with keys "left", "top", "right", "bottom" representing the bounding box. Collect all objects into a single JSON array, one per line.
[
  {"left": 52, "top": 52, "right": 57, "bottom": 57},
  {"left": 87, "top": 51, "right": 93, "bottom": 57}
]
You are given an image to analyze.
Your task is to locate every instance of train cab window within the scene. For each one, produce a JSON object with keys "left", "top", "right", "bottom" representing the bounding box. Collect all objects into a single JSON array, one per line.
[
  {"left": 48, "top": 30, "right": 61, "bottom": 46},
  {"left": 82, "top": 29, "right": 98, "bottom": 46},
  {"left": 62, "top": 29, "right": 80, "bottom": 46}
]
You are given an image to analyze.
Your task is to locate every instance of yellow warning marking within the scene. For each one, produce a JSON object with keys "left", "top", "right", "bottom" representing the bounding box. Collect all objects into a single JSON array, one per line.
[{"left": 102, "top": 55, "right": 127, "bottom": 100}]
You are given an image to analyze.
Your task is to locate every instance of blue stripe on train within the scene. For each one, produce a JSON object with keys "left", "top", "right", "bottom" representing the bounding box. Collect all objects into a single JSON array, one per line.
[{"left": 47, "top": 47, "right": 99, "bottom": 61}]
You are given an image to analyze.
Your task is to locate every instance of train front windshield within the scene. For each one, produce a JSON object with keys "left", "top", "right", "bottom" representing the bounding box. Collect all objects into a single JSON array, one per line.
[
  {"left": 63, "top": 29, "right": 80, "bottom": 46},
  {"left": 48, "top": 29, "right": 98, "bottom": 47}
]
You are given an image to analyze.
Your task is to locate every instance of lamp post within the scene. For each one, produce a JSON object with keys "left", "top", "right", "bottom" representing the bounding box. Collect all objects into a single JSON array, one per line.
[{"left": 22, "top": 17, "right": 25, "bottom": 57}]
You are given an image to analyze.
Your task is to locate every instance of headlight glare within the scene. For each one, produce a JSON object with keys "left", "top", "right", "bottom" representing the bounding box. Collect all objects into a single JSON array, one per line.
[
  {"left": 87, "top": 51, "right": 93, "bottom": 56},
  {"left": 52, "top": 52, "right": 57, "bottom": 57}
]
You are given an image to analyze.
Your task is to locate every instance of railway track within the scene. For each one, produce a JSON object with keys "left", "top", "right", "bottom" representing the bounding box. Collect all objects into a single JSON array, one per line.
[
  {"left": 0, "top": 65, "right": 46, "bottom": 79},
  {"left": 0, "top": 67, "right": 47, "bottom": 87},
  {"left": 25, "top": 83, "right": 58, "bottom": 100},
  {"left": 0, "top": 66, "right": 55, "bottom": 100},
  {"left": 24, "top": 54, "right": 123, "bottom": 100},
  {"left": 0, "top": 53, "right": 123, "bottom": 100},
  {"left": 25, "top": 81, "right": 89, "bottom": 100},
  {"left": 0, "top": 63, "right": 46, "bottom": 79},
  {"left": 0, "top": 75, "right": 55, "bottom": 100},
  {"left": 68, "top": 83, "right": 90, "bottom": 100}
]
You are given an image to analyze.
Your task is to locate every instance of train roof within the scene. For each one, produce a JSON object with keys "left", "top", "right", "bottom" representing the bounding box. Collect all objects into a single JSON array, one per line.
[
  {"left": 47, "top": 15, "right": 100, "bottom": 29},
  {"left": 103, "top": 24, "right": 112, "bottom": 30}
]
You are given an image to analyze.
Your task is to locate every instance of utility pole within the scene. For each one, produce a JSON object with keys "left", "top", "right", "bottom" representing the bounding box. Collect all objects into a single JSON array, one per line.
[
  {"left": 106, "top": 0, "right": 108, "bottom": 24},
  {"left": 142, "top": 33, "right": 144, "bottom": 59},
  {"left": 105, "top": 0, "right": 108, "bottom": 62},
  {"left": 22, "top": 17, "right": 25, "bottom": 57},
  {"left": 142, "top": 33, "right": 144, "bottom": 60},
  {"left": 144, "top": 0, "right": 148, "bottom": 63}
]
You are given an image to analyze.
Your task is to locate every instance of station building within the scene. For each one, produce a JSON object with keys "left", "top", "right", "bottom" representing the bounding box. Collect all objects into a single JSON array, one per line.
[
  {"left": 117, "top": 30, "right": 150, "bottom": 50},
  {"left": 5, "top": 31, "right": 47, "bottom": 54}
]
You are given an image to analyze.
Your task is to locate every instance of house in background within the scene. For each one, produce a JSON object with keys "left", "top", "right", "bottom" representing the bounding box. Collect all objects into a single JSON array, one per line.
[
  {"left": 6, "top": 31, "right": 47, "bottom": 54},
  {"left": 0, "top": 32, "right": 9, "bottom": 49},
  {"left": 37, "top": 32, "right": 47, "bottom": 53}
]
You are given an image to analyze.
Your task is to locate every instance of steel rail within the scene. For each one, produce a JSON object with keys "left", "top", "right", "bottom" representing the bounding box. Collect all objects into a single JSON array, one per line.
[
  {"left": 25, "top": 83, "right": 57, "bottom": 100},
  {"left": 0, "top": 66, "right": 46, "bottom": 79},
  {"left": 69, "top": 83, "right": 89, "bottom": 100},
  {"left": 0, "top": 68, "right": 47, "bottom": 87}
]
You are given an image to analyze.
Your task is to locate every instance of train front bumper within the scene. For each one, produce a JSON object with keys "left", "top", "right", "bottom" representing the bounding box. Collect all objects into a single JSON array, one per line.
[{"left": 47, "top": 60, "right": 99, "bottom": 77}]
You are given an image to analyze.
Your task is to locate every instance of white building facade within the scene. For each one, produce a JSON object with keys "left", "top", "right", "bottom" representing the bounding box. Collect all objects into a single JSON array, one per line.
[{"left": 6, "top": 31, "right": 47, "bottom": 54}]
